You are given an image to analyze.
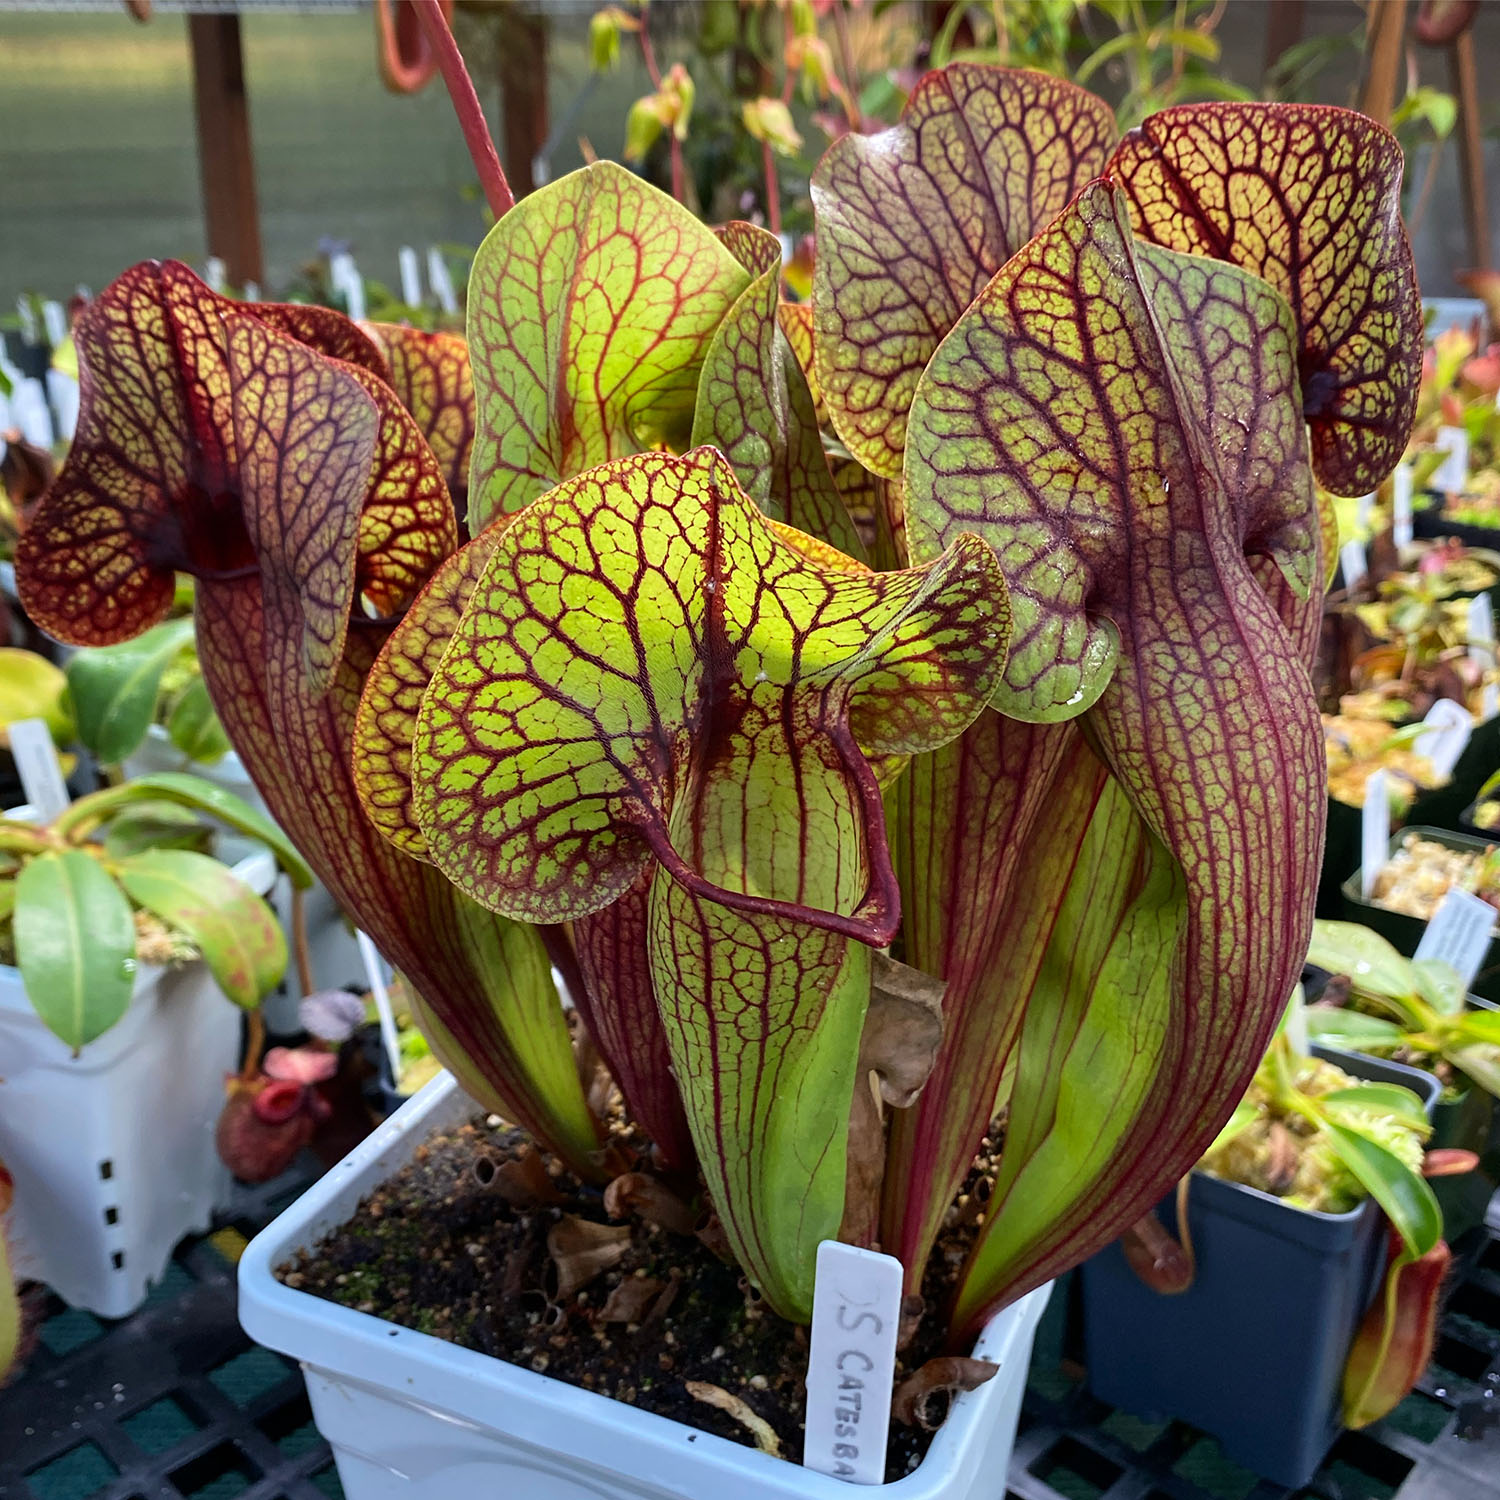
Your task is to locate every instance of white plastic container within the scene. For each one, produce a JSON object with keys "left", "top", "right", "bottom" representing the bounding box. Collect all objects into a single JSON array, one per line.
[
  {"left": 240, "top": 1074, "right": 1051, "bottom": 1500},
  {"left": 0, "top": 845, "right": 276, "bottom": 1318}
]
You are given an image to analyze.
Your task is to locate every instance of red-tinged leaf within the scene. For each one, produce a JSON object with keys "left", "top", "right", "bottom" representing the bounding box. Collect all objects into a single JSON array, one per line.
[
  {"left": 465, "top": 161, "right": 750, "bottom": 532},
  {"left": 252, "top": 301, "right": 392, "bottom": 382},
  {"left": 776, "top": 301, "right": 827, "bottom": 428},
  {"left": 352, "top": 526, "right": 695, "bottom": 1173},
  {"left": 902, "top": 183, "right": 1328, "bottom": 1335},
  {"left": 16, "top": 261, "right": 432, "bottom": 648},
  {"left": 14, "top": 260, "right": 605, "bottom": 1181},
  {"left": 407, "top": 447, "right": 1007, "bottom": 944},
  {"left": 362, "top": 322, "right": 475, "bottom": 513},
  {"left": 692, "top": 222, "right": 863, "bottom": 558},
  {"left": 385, "top": 447, "right": 1006, "bottom": 1317},
  {"left": 1106, "top": 101, "right": 1422, "bottom": 496},
  {"left": 811, "top": 64, "right": 1117, "bottom": 478},
  {"left": 574, "top": 872, "right": 697, "bottom": 1173},
  {"left": 882, "top": 717, "right": 1101, "bottom": 1285}
]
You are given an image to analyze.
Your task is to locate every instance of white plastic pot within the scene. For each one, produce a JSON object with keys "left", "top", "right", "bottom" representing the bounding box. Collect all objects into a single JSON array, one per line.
[
  {"left": 240, "top": 1073, "right": 1051, "bottom": 1500},
  {"left": 0, "top": 844, "right": 276, "bottom": 1318}
]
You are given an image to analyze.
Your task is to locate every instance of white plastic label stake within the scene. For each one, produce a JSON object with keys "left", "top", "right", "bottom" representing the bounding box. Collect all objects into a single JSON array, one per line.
[
  {"left": 804, "top": 1242, "right": 903, "bottom": 1485},
  {"left": 242, "top": 280, "right": 260, "bottom": 303},
  {"left": 204, "top": 256, "right": 227, "bottom": 293},
  {"left": 41, "top": 299, "right": 67, "bottom": 348},
  {"left": 1415, "top": 888, "right": 1496, "bottom": 991},
  {"left": 9, "top": 718, "right": 69, "bottom": 821},
  {"left": 356, "top": 929, "right": 403, "bottom": 1087},
  {"left": 1469, "top": 592, "right": 1495, "bottom": 659},
  {"left": 328, "top": 252, "right": 366, "bottom": 322},
  {"left": 1392, "top": 471, "right": 1414, "bottom": 548},
  {"left": 1485, "top": 681, "right": 1500, "bottom": 723},
  {"left": 398, "top": 246, "right": 423, "bottom": 307},
  {"left": 1361, "top": 770, "right": 1389, "bottom": 900},
  {"left": 427, "top": 247, "right": 458, "bottom": 314},
  {"left": 1356, "top": 491, "right": 1375, "bottom": 530},
  {"left": 1415, "top": 697, "right": 1473, "bottom": 780},
  {"left": 1339, "top": 539, "right": 1368, "bottom": 589},
  {"left": 1432, "top": 427, "right": 1470, "bottom": 494}
]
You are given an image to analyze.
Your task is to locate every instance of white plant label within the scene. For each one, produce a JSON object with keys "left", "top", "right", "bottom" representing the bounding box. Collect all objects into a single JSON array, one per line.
[
  {"left": 1361, "top": 770, "right": 1389, "bottom": 900},
  {"left": 356, "top": 929, "right": 403, "bottom": 1087},
  {"left": 398, "top": 246, "right": 423, "bottom": 307},
  {"left": 1339, "top": 539, "right": 1368, "bottom": 589},
  {"left": 1392, "top": 460, "right": 1415, "bottom": 522},
  {"left": 1432, "top": 426, "right": 1470, "bottom": 494},
  {"left": 243, "top": 280, "right": 260, "bottom": 303},
  {"left": 1485, "top": 681, "right": 1500, "bottom": 723},
  {"left": 1415, "top": 697, "right": 1473, "bottom": 780},
  {"left": 427, "top": 247, "right": 458, "bottom": 314},
  {"left": 328, "top": 252, "right": 366, "bottom": 322},
  {"left": 1469, "top": 591, "right": 1495, "bottom": 662},
  {"left": 9, "top": 718, "right": 69, "bottom": 821},
  {"left": 1415, "top": 888, "right": 1496, "bottom": 991},
  {"left": 1356, "top": 491, "right": 1375, "bottom": 530},
  {"left": 204, "top": 256, "right": 227, "bottom": 293},
  {"left": 41, "top": 299, "right": 67, "bottom": 348},
  {"left": 1392, "top": 469, "right": 1414, "bottom": 548},
  {"left": 804, "top": 1241, "right": 902, "bottom": 1485}
]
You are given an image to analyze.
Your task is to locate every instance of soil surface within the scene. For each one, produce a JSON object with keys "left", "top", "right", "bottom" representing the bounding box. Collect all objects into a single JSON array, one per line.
[{"left": 278, "top": 1110, "right": 1001, "bottom": 1483}]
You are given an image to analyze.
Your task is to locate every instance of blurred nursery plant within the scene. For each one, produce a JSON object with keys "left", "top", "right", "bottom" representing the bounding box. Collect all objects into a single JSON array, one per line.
[
  {"left": 12, "top": 5, "right": 1422, "bottom": 1397},
  {"left": 1307, "top": 922, "right": 1500, "bottom": 1099},
  {"left": 0, "top": 774, "right": 307, "bottom": 1050}
]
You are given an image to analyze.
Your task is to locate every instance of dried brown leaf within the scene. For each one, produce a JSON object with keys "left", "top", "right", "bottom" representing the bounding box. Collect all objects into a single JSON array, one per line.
[
  {"left": 598, "top": 1275, "right": 665, "bottom": 1323},
  {"left": 604, "top": 1172, "right": 698, "bottom": 1236},
  {"left": 685, "top": 1381, "right": 783, "bottom": 1455},
  {"left": 546, "top": 1215, "right": 631, "bottom": 1300},
  {"left": 892, "top": 1356, "right": 998, "bottom": 1430}
]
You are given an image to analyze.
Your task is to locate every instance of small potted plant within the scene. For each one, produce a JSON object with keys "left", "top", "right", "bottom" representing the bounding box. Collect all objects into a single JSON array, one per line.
[
  {"left": 0, "top": 772, "right": 310, "bottom": 1317},
  {"left": 1082, "top": 994, "right": 1453, "bottom": 1487},
  {"left": 13, "top": 23, "right": 1421, "bottom": 1494},
  {"left": 1305, "top": 919, "right": 1500, "bottom": 1251}
]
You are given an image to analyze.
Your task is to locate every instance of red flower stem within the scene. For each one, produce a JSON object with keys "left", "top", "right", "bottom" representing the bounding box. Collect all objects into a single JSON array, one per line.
[
  {"left": 637, "top": 12, "right": 685, "bottom": 204},
  {"left": 831, "top": 1, "right": 863, "bottom": 130},
  {"left": 762, "top": 139, "right": 781, "bottom": 236},
  {"left": 413, "top": 0, "right": 514, "bottom": 219}
]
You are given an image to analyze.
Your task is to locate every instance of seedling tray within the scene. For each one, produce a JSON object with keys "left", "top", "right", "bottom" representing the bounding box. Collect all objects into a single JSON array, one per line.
[{"left": 1341, "top": 825, "right": 1500, "bottom": 1000}]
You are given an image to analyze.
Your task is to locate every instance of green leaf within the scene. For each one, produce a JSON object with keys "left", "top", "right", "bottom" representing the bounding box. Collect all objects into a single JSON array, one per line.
[
  {"left": 1307, "top": 921, "right": 1419, "bottom": 1002},
  {"left": 465, "top": 161, "right": 750, "bottom": 531},
  {"left": 14, "top": 849, "right": 136, "bottom": 1049},
  {"left": 690, "top": 222, "right": 863, "bottom": 558},
  {"left": 118, "top": 773, "right": 313, "bottom": 889},
  {"left": 1206, "top": 1100, "right": 1261, "bottom": 1157},
  {"left": 102, "top": 800, "right": 214, "bottom": 859},
  {"left": 1316, "top": 1115, "right": 1442, "bottom": 1261},
  {"left": 65, "top": 618, "right": 194, "bottom": 763},
  {"left": 1411, "top": 959, "right": 1467, "bottom": 1017},
  {"left": 165, "top": 675, "right": 231, "bottom": 764},
  {"left": 1448, "top": 1043, "right": 1500, "bottom": 1098},
  {"left": 115, "top": 848, "right": 285, "bottom": 1008},
  {"left": 1304, "top": 1008, "right": 1406, "bottom": 1051},
  {"left": 1454, "top": 1008, "right": 1500, "bottom": 1046},
  {"left": 1319, "top": 1084, "right": 1433, "bottom": 1136}
]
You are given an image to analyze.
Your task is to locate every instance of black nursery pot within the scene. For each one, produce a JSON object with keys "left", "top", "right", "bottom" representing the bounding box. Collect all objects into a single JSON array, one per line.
[
  {"left": 1413, "top": 499, "right": 1500, "bottom": 552},
  {"left": 1340, "top": 825, "right": 1500, "bottom": 1000},
  {"left": 1080, "top": 1048, "right": 1440, "bottom": 1491}
]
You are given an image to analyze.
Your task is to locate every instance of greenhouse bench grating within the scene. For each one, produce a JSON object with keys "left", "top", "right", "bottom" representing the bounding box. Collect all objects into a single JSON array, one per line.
[{"left": 3, "top": 1186, "right": 1498, "bottom": 1500}]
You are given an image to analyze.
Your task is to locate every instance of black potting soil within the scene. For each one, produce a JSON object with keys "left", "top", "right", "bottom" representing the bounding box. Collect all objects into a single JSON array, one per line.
[{"left": 276, "top": 1112, "right": 1004, "bottom": 1483}]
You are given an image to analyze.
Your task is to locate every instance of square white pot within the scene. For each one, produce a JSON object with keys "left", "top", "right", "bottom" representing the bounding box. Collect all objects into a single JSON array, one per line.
[
  {"left": 0, "top": 841, "right": 276, "bottom": 1318},
  {"left": 239, "top": 1073, "right": 1050, "bottom": 1500}
]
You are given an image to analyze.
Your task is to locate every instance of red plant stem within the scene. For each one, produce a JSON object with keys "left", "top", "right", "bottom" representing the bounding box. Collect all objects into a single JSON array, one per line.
[
  {"left": 831, "top": 1, "right": 863, "bottom": 130},
  {"left": 762, "top": 139, "right": 782, "bottom": 236},
  {"left": 413, "top": 0, "right": 514, "bottom": 219},
  {"left": 241, "top": 1008, "right": 265, "bottom": 1083},
  {"left": 291, "top": 885, "right": 315, "bottom": 997},
  {"left": 637, "top": 9, "right": 685, "bottom": 204}
]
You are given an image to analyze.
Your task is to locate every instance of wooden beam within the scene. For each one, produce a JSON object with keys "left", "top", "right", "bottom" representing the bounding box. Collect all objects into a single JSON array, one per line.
[
  {"left": 1450, "top": 28, "right": 1492, "bottom": 270},
  {"left": 496, "top": 5, "right": 548, "bottom": 198},
  {"left": 188, "top": 13, "right": 264, "bottom": 288},
  {"left": 1262, "top": 0, "right": 1305, "bottom": 85},
  {"left": 1359, "top": 0, "right": 1409, "bottom": 125}
]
